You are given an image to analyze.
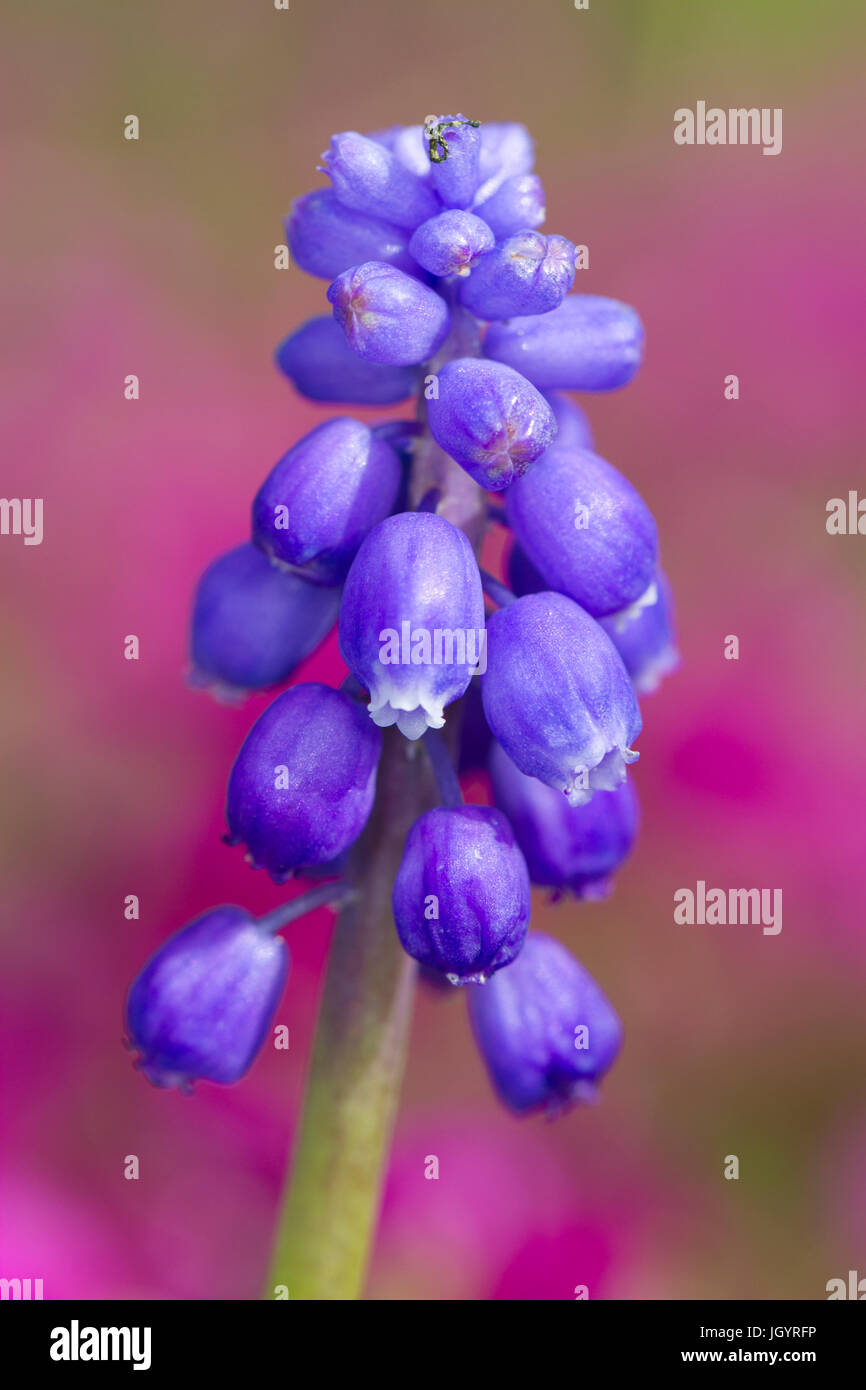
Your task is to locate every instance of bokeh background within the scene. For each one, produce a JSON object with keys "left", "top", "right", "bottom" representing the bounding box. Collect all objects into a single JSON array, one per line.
[{"left": 2, "top": 0, "right": 864, "bottom": 1300}]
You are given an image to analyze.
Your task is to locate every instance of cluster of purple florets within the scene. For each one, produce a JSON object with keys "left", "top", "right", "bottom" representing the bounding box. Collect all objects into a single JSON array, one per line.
[{"left": 126, "top": 116, "right": 679, "bottom": 1116}]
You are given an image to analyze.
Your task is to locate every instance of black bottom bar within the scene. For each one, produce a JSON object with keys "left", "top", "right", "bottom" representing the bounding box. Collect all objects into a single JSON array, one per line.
[{"left": 4, "top": 1298, "right": 862, "bottom": 1374}]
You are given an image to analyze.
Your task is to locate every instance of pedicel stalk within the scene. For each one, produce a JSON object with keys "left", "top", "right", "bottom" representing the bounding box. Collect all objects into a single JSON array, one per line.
[{"left": 124, "top": 112, "right": 679, "bottom": 1301}]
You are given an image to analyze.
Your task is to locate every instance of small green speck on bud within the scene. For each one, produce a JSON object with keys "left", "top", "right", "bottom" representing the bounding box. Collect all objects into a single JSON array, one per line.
[{"left": 423, "top": 114, "right": 481, "bottom": 164}]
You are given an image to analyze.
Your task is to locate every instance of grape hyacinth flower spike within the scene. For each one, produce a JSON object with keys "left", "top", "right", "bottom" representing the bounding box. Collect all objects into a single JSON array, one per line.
[{"left": 125, "top": 109, "right": 673, "bottom": 1302}]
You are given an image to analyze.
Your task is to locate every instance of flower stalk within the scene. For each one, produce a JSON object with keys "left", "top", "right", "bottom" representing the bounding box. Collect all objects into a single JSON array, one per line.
[
  {"left": 264, "top": 729, "right": 434, "bottom": 1299},
  {"left": 257, "top": 881, "right": 355, "bottom": 936}
]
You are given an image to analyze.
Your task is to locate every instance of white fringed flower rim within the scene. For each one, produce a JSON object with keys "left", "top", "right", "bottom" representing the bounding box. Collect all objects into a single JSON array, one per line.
[
  {"left": 561, "top": 743, "right": 639, "bottom": 807},
  {"left": 367, "top": 678, "right": 446, "bottom": 742},
  {"left": 608, "top": 578, "right": 658, "bottom": 632}
]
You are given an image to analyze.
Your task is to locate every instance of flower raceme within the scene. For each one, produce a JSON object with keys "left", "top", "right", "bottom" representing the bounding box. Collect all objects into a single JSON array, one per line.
[{"left": 128, "top": 112, "right": 672, "bottom": 1114}]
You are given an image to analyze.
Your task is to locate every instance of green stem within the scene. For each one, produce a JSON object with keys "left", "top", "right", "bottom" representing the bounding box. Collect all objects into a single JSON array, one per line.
[
  {"left": 265, "top": 730, "right": 437, "bottom": 1300},
  {"left": 257, "top": 881, "right": 353, "bottom": 935}
]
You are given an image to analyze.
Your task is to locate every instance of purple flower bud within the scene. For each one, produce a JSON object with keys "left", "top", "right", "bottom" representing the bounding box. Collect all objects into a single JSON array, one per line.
[
  {"left": 544, "top": 391, "right": 594, "bottom": 450},
  {"left": 473, "top": 173, "right": 546, "bottom": 238},
  {"left": 481, "top": 591, "right": 641, "bottom": 804},
  {"left": 427, "top": 114, "right": 482, "bottom": 209},
  {"left": 189, "top": 543, "right": 340, "bottom": 697},
  {"left": 474, "top": 122, "right": 535, "bottom": 205},
  {"left": 392, "top": 806, "right": 530, "bottom": 983},
  {"left": 339, "top": 512, "right": 484, "bottom": 740},
  {"left": 460, "top": 232, "right": 576, "bottom": 321},
  {"left": 506, "top": 444, "right": 659, "bottom": 619},
  {"left": 321, "top": 131, "right": 438, "bottom": 229},
  {"left": 286, "top": 189, "right": 416, "bottom": 280},
  {"left": 327, "top": 262, "right": 450, "bottom": 366},
  {"left": 489, "top": 741, "right": 639, "bottom": 899},
  {"left": 426, "top": 358, "right": 557, "bottom": 491},
  {"left": 252, "top": 419, "right": 401, "bottom": 584},
  {"left": 126, "top": 906, "right": 288, "bottom": 1088},
  {"left": 408, "top": 210, "right": 494, "bottom": 278},
  {"left": 601, "top": 567, "right": 680, "bottom": 695},
  {"left": 469, "top": 931, "right": 623, "bottom": 1114},
  {"left": 485, "top": 294, "right": 644, "bottom": 391},
  {"left": 367, "top": 123, "right": 430, "bottom": 179},
  {"left": 276, "top": 316, "right": 418, "bottom": 405},
  {"left": 225, "top": 683, "right": 381, "bottom": 882}
]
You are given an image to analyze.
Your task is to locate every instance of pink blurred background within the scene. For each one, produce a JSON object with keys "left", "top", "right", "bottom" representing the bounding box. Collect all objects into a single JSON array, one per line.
[{"left": 1, "top": 0, "right": 864, "bottom": 1299}]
